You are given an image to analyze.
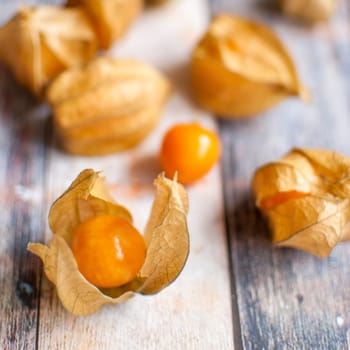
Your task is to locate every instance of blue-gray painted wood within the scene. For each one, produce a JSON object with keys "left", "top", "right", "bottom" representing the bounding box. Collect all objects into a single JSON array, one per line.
[
  {"left": 0, "top": 69, "right": 50, "bottom": 349},
  {"left": 214, "top": 0, "right": 350, "bottom": 349},
  {"left": 1, "top": 0, "right": 349, "bottom": 348}
]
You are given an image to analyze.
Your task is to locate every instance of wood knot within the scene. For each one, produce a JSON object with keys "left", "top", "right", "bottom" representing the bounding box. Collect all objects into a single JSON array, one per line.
[{"left": 16, "top": 281, "right": 35, "bottom": 308}]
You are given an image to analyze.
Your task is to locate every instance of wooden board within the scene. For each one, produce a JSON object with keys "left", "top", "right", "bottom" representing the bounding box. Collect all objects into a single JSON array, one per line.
[
  {"left": 1, "top": 0, "right": 350, "bottom": 348},
  {"left": 0, "top": 71, "right": 46, "bottom": 350},
  {"left": 214, "top": 0, "right": 350, "bottom": 348},
  {"left": 0, "top": 1, "right": 233, "bottom": 349}
]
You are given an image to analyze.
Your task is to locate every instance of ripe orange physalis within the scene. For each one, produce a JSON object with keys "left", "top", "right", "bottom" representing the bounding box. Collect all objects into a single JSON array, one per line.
[
  {"left": 259, "top": 191, "right": 310, "bottom": 211},
  {"left": 160, "top": 123, "right": 221, "bottom": 184},
  {"left": 71, "top": 215, "right": 146, "bottom": 289}
]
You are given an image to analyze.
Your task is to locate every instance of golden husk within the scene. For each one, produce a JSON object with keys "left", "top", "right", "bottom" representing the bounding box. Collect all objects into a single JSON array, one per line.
[
  {"left": 67, "top": 0, "right": 143, "bottom": 49},
  {"left": 252, "top": 148, "right": 350, "bottom": 257},
  {"left": 28, "top": 169, "right": 189, "bottom": 316},
  {"left": 0, "top": 6, "right": 97, "bottom": 96},
  {"left": 46, "top": 56, "right": 171, "bottom": 156},
  {"left": 191, "top": 14, "right": 308, "bottom": 118},
  {"left": 280, "top": 0, "right": 337, "bottom": 23}
]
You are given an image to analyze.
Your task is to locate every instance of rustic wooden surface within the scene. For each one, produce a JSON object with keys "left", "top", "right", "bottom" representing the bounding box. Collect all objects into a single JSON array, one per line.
[
  {"left": 0, "top": 1, "right": 233, "bottom": 350},
  {"left": 214, "top": 0, "right": 350, "bottom": 349},
  {"left": 1, "top": 0, "right": 350, "bottom": 349}
]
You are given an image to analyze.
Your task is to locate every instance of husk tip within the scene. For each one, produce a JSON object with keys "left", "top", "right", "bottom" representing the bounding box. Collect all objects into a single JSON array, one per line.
[
  {"left": 299, "top": 84, "right": 311, "bottom": 102},
  {"left": 172, "top": 171, "right": 178, "bottom": 183},
  {"left": 27, "top": 242, "right": 35, "bottom": 252}
]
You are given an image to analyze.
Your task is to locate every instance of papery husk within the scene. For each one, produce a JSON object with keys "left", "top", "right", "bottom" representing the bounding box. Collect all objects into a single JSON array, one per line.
[
  {"left": 46, "top": 56, "right": 171, "bottom": 155},
  {"left": 28, "top": 170, "right": 189, "bottom": 315},
  {"left": 67, "top": 0, "right": 143, "bottom": 49},
  {"left": 252, "top": 148, "right": 350, "bottom": 257},
  {"left": 191, "top": 14, "right": 308, "bottom": 118},
  {"left": 0, "top": 6, "right": 97, "bottom": 96},
  {"left": 280, "top": 0, "right": 337, "bottom": 23}
]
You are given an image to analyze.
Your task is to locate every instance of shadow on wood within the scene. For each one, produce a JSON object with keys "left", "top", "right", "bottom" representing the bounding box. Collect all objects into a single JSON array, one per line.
[
  {"left": 0, "top": 63, "right": 49, "bottom": 348},
  {"left": 129, "top": 152, "right": 161, "bottom": 186},
  {"left": 253, "top": 0, "right": 280, "bottom": 15},
  {"left": 230, "top": 192, "right": 272, "bottom": 243}
]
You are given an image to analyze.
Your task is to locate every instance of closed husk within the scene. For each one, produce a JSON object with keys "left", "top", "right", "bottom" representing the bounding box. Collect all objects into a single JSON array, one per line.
[
  {"left": 47, "top": 56, "right": 171, "bottom": 155},
  {"left": 67, "top": 0, "right": 143, "bottom": 49},
  {"left": 191, "top": 14, "right": 308, "bottom": 118},
  {"left": 0, "top": 6, "right": 97, "bottom": 96}
]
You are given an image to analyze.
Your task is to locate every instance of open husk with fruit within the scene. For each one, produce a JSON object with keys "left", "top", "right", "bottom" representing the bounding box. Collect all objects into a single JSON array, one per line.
[{"left": 28, "top": 169, "right": 189, "bottom": 316}]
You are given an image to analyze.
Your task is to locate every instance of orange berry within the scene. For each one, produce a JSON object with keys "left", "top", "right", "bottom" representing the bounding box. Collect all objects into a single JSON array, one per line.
[
  {"left": 160, "top": 123, "right": 221, "bottom": 184},
  {"left": 71, "top": 215, "right": 146, "bottom": 288},
  {"left": 260, "top": 191, "right": 310, "bottom": 211}
]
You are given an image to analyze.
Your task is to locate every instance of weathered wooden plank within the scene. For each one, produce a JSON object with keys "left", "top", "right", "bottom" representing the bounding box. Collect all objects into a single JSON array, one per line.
[
  {"left": 32, "top": 1, "right": 234, "bottom": 349},
  {"left": 213, "top": 0, "right": 350, "bottom": 348},
  {"left": 0, "top": 3, "right": 61, "bottom": 348},
  {"left": 0, "top": 69, "right": 49, "bottom": 348}
]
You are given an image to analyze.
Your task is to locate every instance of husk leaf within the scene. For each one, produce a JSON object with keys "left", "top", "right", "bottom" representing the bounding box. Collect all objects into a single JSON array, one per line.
[
  {"left": 191, "top": 14, "right": 308, "bottom": 118},
  {"left": 46, "top": 56, "right": 171, "bottom": 155},
  {"left": 252, "top": 148, "right": 350, "bottom": 257},
  {"left": 280, "top": 0, "right": 337, "bottom": 23},
  {"left": 67, "top": 0, "right": 143, "bottom": 49},
  {"left": 0, "top": 6, "right": 97, "bottom": 96},
  {"left": 28, "top": 170, "right": 189, "bottom": 315},
  {"left": 132, "top": 173, "right": 189, "bottom": 294}
]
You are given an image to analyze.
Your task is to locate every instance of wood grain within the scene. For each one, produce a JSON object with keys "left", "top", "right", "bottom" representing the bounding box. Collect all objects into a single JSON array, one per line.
[
  {"left": 0, "top": 69, "right": 49, "bottom": 349},
  {"left": 214, "top": 0, "right": 350, "bottom": 349},
  {"left": 0, "top": 1, "right": 232, "bottom": 350},
  {"left": 0, "top": 1, "right": 234, "bottom": 349},
  {"left": 1, "top": 0, "right": 350, "bottom": 348}
]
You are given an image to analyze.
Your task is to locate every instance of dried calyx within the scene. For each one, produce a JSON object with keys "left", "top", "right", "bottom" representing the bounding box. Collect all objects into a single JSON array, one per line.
[
  {"left": 67, "top": 0, "right": 143, "bottom": 49},
  {"left": 252, "top": 148, "right": 350, "bottom": 257},
  {"left": 0, "top": 6, "right": 97, "bottom": 96},
  {"left": 191, "top": 14, "right": 308, "bottom": 118},
  {"left": 28, "top": 169, "right": 189, "bottom": 316},
  {"left": 47, "top": 56, "right": 171, "bottom": 155}
]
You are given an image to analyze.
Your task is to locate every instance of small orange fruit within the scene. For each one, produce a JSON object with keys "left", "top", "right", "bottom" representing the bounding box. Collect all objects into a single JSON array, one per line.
[
  {"left": 71, "top": 215, "right": 146, "bottom": 288},
  {"left": 259, "top": 191, "right": 310, "bottom": 211},
  {"left": 160, "top": 123, "right": 221, "bottom": 184}
]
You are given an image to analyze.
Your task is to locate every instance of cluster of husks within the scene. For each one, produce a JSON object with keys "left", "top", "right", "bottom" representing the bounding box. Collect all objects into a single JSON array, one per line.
[
  {"left": 47, "top": 57, "right": 171, "bottom": 155},
  {"left": 0, "top": 0, "right": 172, "bottom": 154},
  {"left": 0, "top": 0, "right": 142, "bottom": 95},
  {"left": 4, "top": 0, "right": 341, "bottom": 319}
]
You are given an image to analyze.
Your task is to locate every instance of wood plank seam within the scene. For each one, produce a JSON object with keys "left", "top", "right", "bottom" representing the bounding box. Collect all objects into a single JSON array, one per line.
[{"left": 218, "top": 120, "right": 244, "bottom": 350}]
